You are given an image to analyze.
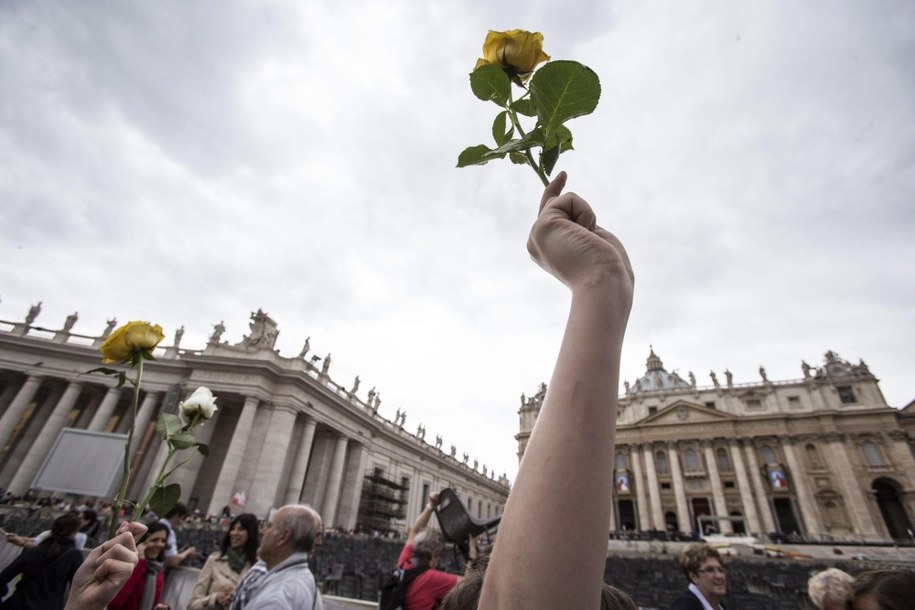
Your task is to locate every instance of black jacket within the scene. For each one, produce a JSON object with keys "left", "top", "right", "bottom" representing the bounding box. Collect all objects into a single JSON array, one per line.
[
  {"left": 670, "top": 589, "right": 727, "bottom": 610},
  {"left": 0, "top": 539, "right": 84, "bottom": 610}
]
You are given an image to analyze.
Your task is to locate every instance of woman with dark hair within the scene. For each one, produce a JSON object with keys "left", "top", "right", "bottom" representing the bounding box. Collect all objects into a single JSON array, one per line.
[
  {"left": 187, "top": 513, "right": 259, "bottom": 610},
  {"left": 108, "top": 521, "right": 170, "bottom": 610},
  {"left": 80, "top": 510, "right": 102, "bottom": 544},
  {"left": 849, "top": 569, "right": 915, "bottom": 610},
  {"left": 0, "top": 512, "right": 84, "bottom": 609}
]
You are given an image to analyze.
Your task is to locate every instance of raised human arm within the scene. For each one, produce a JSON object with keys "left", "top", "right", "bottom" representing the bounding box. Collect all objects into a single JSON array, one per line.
[
  {"left": 407, "top": 491, "right": 441, "bottom": 545},
  {"left": 479, "top": 172, "right": 634, "bottom": 610},
  {"left": 165, "top": 544, "right": 198, "bottom": 568}
]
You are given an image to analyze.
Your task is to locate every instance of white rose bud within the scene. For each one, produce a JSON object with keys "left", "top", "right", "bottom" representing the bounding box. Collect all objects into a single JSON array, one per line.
[{"left": 178, "top": 386, "right": 218, "bottom": 426}]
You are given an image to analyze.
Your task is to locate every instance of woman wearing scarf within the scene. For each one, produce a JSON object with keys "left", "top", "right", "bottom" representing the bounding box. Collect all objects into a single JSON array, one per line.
[
  {"left": 0, "top": 512, "right": 84, "bottom": 609},
  {"left": 108, "top": 521, "right": 169, "bottom": 610},
  {"left": 188, "top": 514, "right": 259, "bottom": 610}
]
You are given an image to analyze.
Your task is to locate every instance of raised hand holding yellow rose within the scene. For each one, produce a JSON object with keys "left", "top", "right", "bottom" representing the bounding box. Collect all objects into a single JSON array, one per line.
[
  {"left": 88, "top": 321, "right": 215, "bottom": 538},
  {"left": 458, "top": 29, "right": 600, "bottom": 186}
]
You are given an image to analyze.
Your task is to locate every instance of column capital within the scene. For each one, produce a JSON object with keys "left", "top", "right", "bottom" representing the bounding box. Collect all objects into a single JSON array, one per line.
[
  {"left": 823, "top": 432, "right": 846, "bottom": 443},
  {"left": 640, "top": 442, "right": 653, "bottom": 451}
]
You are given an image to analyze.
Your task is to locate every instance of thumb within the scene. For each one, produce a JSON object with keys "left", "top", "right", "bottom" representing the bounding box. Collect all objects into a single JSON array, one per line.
[{"left": 539, "top": 171, "right": 568, "bottom": 214}]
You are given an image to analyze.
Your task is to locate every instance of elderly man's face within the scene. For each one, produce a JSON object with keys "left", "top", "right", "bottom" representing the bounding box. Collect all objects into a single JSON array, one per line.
[{"left": 258, "top": 508, "right": 288, "bottom": 566}]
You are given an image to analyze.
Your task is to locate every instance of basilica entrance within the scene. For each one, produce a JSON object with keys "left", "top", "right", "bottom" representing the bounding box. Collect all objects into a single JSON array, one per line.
[
  {"left": 873, "top": 478, "right": 913, "bottom": 540},
  {"left": 617, "top": 499, "right": 638, "bottom": 531},
  {"left": 773, "top": 498, "right": 801, "bottom": 535}
]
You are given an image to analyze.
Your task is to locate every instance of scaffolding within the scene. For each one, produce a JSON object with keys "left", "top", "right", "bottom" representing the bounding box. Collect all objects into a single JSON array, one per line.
[{"left": 356, "top": 468, "right": 409, "bottom": 534}]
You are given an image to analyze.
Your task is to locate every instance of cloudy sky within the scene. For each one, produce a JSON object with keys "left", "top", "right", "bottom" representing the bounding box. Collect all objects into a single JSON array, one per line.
[{"left": 2, "top": 0, "right": 913, "bottom": 482}]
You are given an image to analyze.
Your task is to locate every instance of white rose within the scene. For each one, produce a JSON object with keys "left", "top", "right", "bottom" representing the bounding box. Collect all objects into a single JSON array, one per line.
[{"left": 178, "top": 386, "right": 218, "bottom": 426}]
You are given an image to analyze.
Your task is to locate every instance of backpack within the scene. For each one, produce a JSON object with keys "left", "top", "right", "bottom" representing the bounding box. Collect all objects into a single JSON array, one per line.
[{"left": 378, "top": 564, "right": 429, "bottom": 610}]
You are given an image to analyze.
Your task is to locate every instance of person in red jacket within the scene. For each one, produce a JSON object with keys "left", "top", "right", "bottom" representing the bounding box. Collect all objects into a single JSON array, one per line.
[
  {"left": 396, "top": 492, "right": 468, "bottom": 610},
  {"left": 108, "top": 521, "right": 169, "bottom": 610}
]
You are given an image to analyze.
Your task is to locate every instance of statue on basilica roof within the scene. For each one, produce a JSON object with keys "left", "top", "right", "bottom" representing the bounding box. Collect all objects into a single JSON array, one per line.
[
  {"left": 102, "top": 318, "right": 117, "bottom": 338},
  {"left": 63, "top": 312, "right": 78, "bottom": 332},
  {"left": 321, "top": 353, "right": 332, "bottom": 374},
  {"left": 724, "top": 369, "right": 733, "bottom": 387},
  {"left": 210, "top": 321, "right": 226, "bottom": 344},
  {"left": 25, "top": 302, "right": 42, "bottom": 325},
  {"left": 240, "top": 309, "right": 279, "bottom": 350},
  {"left": 298, "top": 337, "right": 311, "bottom": 358}
]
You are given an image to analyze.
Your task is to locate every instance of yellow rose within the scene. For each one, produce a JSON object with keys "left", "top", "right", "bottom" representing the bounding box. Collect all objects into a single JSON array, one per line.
[
  {"left": 474, "top": 29, "right": 550, "bottom": 82},
  {"left": 99, "top": 321, "right": 165, "bottom": 364}
]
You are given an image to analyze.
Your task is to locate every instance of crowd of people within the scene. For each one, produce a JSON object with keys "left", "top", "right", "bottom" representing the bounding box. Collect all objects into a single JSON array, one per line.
[{"left": 1, "top": 174, "right": 913, "bottom": 610}]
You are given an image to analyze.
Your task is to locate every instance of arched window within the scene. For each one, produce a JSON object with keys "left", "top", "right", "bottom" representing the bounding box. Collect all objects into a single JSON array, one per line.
[
  {"left": 805, "top": 443, "right": 822, "bottom": 468},
  {"left": 716, "top": 448, "right": 731, "bottom": 472},
  {"left": 656, "top": 451, "right": 669, "bottom": 474},
  {"left": 684, "top": 448, "right": 700, "bottom": 471},
  {"left": 861, "top": 441, "right": 885, "bottom": 467},
  {"left": 760, "top": 445, "right": 777, "bottom": 464},
  {"left": 615, "top": 451, "right": 628, "bottom": 469}
]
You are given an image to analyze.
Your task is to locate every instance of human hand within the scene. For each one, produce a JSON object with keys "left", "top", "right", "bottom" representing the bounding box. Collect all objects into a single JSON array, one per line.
[
  {"left": 217, "top": 585, "right": 236, "bottom": 607},
  {"left": 65, "top": 521, "right": 147, "bottom": 610},
  {"left": 527, "top": 171, "right": 634, "bottom": 301},
  {"left": 429, "top": 492, "right": 441, "bottom": 507}
]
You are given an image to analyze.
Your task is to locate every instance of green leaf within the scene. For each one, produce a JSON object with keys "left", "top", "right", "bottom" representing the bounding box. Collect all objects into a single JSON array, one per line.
[
  {"left": 492, "top": 111, "right": 512, "bottom": 146},
  {"left": 470, "top": 64, "right": 511, "bottom": 107},
  {"left": 85, "top": 367, "right": 121, "bottom": 377},
  {"left": 169, "top": 432, "right": 197, "bottom": 450},
  {"left": 457, "top": 144, "right": 500, "bottom": 168},
  {"left": 540, "top": 146, "right": 561, "bottom": 177},
  {"left": 196, "top": 443, "right": 209, "bottom": 456},
  {"left": 512, "top": 98, "right": 536, "bottom": 117},
  {"left": 545, "top": 124, "right": 574, "bottom": 150},
  {"left": 156, "top": 413, "right": 183, "bottom": 440},
  {"left": 509, "top": 152, "right": 529, "bottom": 165},
  {"left": 116, "top": 372, "right": 128, "bottom": 389},
  {"left": 529, "top": 60, "right": 600, "bottom": 140},
  {"left": 148, "top": 483, "right": 181, "bottom": 517}
]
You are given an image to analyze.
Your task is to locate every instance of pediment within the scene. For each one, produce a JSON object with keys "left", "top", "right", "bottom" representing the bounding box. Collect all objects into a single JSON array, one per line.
[{"left": 639, "top": 401, "right": 734, "bottom": 425}]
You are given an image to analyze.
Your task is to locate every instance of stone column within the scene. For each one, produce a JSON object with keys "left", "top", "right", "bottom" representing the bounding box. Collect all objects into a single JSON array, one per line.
[
  {"left": 743, "top": 441, "right": 776, "bottom": 532},
  {"left": 336, "top": 443, "right": 368, "bottom": 531},
  {"left": 667, "top": 442, "right": 691, "bottom": 533},
  {"left": 207, "top": 396, "right": 260, "bottom": 516},
  {"left": 825, "top": 434, "right": 879, "bottom": 538},
  {"left": 87, "top": 386, "right": 124, "bottom": 432},
  {"left": 7, "top": 381, "right": 82, "bottom": 495},
  {"left": 247, "top": 405, "right": 297, "bottom": 517},
  {"left": 0, "top": 375, "right": 44, "bottom": 450},
  {"left": 284, "top": 417, "right": 317, "bottom": 504},
  {"left": 729, "top": 438, "right": 762, "bottom": 535},
  {"left": 643, "top": 444, "right": 664, "bottom": 530},
  {"left": 703, "top": 441, "right": 732, "bottom": 534},
  {"left": 781, "top": 436, "right": 820, "bottom": 537},
  {"left": 630, "top": 447, "right": 650, "bottom": 531},
  {"left": 321, "top": 435, "right": 349, "bottom": 527},
  {"left": 0, "top": 383, "right": 20, "bottom": 413},
  {"left": 129, "top": 392, "right": 161, "bottom": 459}
]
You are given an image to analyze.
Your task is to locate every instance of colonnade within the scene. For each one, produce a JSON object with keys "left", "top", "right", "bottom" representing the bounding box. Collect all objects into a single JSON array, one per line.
[{"left": 615, "top": 436, "right": 885, "bottom": 540}]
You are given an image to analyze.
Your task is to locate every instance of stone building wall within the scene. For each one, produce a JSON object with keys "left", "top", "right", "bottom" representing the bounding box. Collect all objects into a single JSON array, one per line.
[
  {"left": 518, "top": 348, "right": 915, "bottom": 543},
  {"left": 0, "top": 307, "right": 508, "bottom": 532}
]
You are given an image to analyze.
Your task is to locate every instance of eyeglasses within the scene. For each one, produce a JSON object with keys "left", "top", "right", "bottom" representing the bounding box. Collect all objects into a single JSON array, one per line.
[{"left": 696, "top": 567, "right": 727, "bottom": 575}]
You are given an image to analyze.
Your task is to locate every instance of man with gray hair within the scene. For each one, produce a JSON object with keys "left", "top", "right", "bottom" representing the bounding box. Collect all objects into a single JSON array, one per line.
[
  {"left": 230, "top": 504, "right": 324, "bottom": 610},
  {"left": 395, "top": 492, "right": 462, "bottom": 610}
]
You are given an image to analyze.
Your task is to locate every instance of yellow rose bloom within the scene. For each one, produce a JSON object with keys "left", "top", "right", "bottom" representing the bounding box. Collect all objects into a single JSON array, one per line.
[
  {"left": 474, "top": 29, "right": 550, "bottom": 82},
  {"left": 99, "top": 321, "right": 165, "bottom": 364}
]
